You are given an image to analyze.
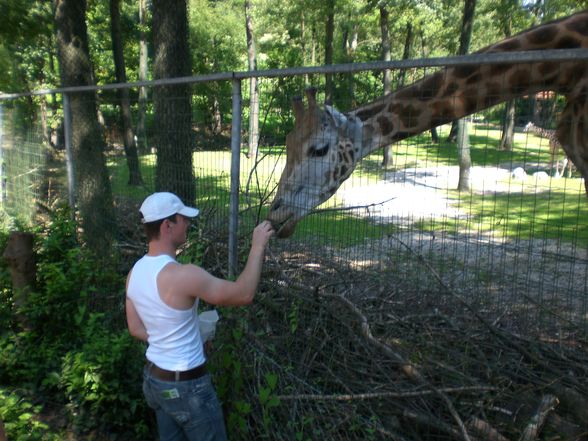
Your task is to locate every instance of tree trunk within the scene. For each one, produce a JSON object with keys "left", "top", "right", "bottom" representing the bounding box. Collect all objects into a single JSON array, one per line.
[
  {"left": 152, "top": 0, "right": 195, "bottom": 204},
  {"left": 2, "top": 232, "right": 35, "bottom": 328},
  {"left": 457, "top": 119, "right": 471, "bottom": 191},
  {"left": 245, "top": 0, "right": 259, "bottom": 159},
  {"left": 341, "top": 20, "right": 357, "bottom": 107},
  {"left": 453, "top": 0, "right": 476, "bottom": 191},
  {"left": 110, "top": 0, "right": 142, "bottom": 186},
  {"left": 210, "top": 96, "right": 222, "bottom": 135},
  {"left": 447, "top": 0, "right": 477, "bottom": 143},
  {"left": 379, "top": 7, "right": 391, "bottom": 95},
  {"left": 498, "top": 11, "right": 515, "bottom": 152},
  {"left": 420, "top": 29, "right": 438, "bottom": 144},
  {"left": 54, "top": 0, "right": 116, "bottom": 254},
  {"left": 301, "top": 13, "right": 309, "bottom": 85},
  {"left": 324, "top": 0, "right": 335, "bottom": 103},
  {"left": 385, "top": 21, "right": 413, "bottom": 167},
  {"left": 137, "top": 0, "right": 149, "bottom": 153},
  {"left": 209, "top": 37, "right": 222, "bottom": 135},
  {"left": 40, "top": 96, "right": 50, "bottom": 147},
  {"left": 499, "top": 100, "right": 515, "bottom": 151},
  {"left": 311, "top": 26, "right": 316, "bottom": 66},
  {"left": 397, "top": 23, "right": 413, "bottom": 88},
  {"left": 380, "top": 6, "right": 393, "bottom": 168}
]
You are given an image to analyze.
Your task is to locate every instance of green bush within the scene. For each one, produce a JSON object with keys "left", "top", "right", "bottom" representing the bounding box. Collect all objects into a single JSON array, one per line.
[
  {"left": 59, "top": 313, "right": 148, "bottom": 437},
  {"left": 0, "top": 206, "right": 152, "bottom": 438},
  {"left": 0, "top": 388, "right": 61, "bottom": 441}
]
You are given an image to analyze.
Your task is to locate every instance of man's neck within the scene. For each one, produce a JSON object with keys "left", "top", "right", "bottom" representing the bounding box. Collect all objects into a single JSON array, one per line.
[{"left": 147, "top": 240, "right": 177, "bottom": 258}]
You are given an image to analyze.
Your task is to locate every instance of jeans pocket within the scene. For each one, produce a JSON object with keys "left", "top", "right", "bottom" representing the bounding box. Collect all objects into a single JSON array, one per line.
[{"left": 142, "top": 378, "right": 159, "bottom": 411}]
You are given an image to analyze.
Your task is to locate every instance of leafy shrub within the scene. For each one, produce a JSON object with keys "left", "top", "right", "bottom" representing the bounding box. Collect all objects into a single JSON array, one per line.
[
  {"left": 59, "top": 313, "right": 149, "bottom": 437},
  {"left": 0, "top": 206, "right": 123, "bottom": 388},
  {"left": 0, "top": 206, "right": 152, "bottom": 438},
  {"left": 0, "top": 388, "right": 61, "bottom": 441}
]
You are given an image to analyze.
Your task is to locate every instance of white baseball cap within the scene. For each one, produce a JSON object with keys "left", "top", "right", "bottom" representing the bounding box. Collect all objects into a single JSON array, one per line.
[{"left": 140, "top": 192, "right": 199, "bottom": 223}]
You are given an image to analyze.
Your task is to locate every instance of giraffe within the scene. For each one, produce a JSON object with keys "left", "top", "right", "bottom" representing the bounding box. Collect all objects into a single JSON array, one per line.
[
  {"left": 266, "top": 11, "right": 588, "bottom": 238},
  {"left": 523, "top": 122, "right": 574, "bottom": 178}
]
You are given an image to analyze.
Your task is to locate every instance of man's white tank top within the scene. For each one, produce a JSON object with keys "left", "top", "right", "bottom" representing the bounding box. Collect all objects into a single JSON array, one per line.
[{"left": 127, "top": 254, "right": 205, "bottom": 371}]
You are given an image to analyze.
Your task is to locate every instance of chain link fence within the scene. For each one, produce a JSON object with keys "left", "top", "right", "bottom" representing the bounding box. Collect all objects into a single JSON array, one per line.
[{"left": 1, "top": 50, "right": 588, "bottom": 439}]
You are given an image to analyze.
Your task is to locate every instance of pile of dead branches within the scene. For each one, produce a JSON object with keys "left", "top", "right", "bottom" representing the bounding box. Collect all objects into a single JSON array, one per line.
[{"left": 210, "top": 239, "right": 588, "bottom": 441}]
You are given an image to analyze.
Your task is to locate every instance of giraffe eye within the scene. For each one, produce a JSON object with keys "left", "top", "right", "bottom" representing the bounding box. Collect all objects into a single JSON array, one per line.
[{"left": 308, "top": 143, "right": 330, "bottom": 158}]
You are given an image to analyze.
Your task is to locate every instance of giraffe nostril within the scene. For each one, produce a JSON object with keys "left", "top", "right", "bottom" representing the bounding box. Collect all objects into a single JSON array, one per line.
[{"left": 271, "top": 198, "right": 283, "bottom": 211}]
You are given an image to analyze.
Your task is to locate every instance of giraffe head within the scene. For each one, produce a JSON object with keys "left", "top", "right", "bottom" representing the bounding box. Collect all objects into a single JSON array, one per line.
[{"left": 266, "top": 88, "right": 364, "bottom": 238}]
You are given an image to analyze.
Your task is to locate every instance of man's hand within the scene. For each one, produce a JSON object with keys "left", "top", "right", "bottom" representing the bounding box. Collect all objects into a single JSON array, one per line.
[{"left": 252, "top": 220, "right": 275, "bottom": 251}]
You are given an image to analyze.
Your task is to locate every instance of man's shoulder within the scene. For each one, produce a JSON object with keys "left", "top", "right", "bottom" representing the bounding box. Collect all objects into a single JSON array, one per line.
[{"left": 162, "top": 261, "right": 206, "bottom": 278}]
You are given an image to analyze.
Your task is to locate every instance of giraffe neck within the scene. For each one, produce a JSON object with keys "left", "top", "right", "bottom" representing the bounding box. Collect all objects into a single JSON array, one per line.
[
  {"left": 347, "top": 11, "right": 588, "bottom": 159},
  {"left": 529, "top": 125, "right": 555, "bottom": 139}
]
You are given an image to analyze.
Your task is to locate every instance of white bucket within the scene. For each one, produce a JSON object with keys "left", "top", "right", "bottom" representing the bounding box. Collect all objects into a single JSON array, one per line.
[{"left": 198, "top": 309, "right": 220, "bottom": 343}]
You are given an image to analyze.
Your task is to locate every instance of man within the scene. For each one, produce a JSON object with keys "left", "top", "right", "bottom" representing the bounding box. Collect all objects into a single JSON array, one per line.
[{"left": 126, "top": 192, "right": 274, "bottom": 441}]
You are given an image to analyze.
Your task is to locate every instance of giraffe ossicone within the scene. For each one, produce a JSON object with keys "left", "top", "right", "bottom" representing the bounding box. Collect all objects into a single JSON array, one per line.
[{"left": 267, "top": 11, "right": 588, "bottom": 238}]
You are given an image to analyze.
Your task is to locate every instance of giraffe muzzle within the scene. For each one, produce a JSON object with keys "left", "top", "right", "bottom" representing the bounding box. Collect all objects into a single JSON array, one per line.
[{"left": 267, "top": 214, "right": 296, "bottom": 238}]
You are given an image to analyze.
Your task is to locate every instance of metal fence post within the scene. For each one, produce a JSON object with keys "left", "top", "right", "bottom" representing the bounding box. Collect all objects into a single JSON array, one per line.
[
  {"left": 62, "top": 93, "right": 76, "bottom": 215},
  {"left": 228, "top": 78, "right": 242, "bottom": 278}
]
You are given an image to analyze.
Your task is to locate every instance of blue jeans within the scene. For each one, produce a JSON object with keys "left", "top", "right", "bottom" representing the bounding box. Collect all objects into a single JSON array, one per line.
[{"left": 143, "top": 366, "right": 227, "bottom": 441}]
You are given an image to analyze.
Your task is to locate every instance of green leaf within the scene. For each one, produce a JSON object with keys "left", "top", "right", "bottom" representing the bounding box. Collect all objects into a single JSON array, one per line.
[{"left": 265, "top": 372, "right": 278, "bottom": 390}]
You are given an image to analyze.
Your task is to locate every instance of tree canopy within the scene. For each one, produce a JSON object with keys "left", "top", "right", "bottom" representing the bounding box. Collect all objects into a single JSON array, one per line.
[{"left": 2, "top": 0, "right": 587, "bottom": 97}]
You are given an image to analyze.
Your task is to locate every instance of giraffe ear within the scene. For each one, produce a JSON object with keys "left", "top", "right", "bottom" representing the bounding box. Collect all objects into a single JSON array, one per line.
[{"left": 325, "top": 105, "right": 348, "bottom": 128}]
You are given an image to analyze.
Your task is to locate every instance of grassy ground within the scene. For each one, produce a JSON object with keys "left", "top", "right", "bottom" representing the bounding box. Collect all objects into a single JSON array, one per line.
[{"left": 108, "top": 123, "right": 588, "bottom": 246}]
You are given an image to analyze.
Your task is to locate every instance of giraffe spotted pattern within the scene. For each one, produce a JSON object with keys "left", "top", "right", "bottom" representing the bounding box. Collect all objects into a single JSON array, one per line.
[{"left": 268, "top": 11, "right": 588, "bottom": 238}]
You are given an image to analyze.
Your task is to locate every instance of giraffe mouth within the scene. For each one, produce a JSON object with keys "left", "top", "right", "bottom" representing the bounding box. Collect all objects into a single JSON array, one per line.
[{"left": 268, "top": 215, "right": 296, "bottom": 238}]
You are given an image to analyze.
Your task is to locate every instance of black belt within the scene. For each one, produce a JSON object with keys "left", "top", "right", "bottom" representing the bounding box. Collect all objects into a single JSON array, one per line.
[{"left": 147, "top": 361, "right": 207, "bottom": 382}]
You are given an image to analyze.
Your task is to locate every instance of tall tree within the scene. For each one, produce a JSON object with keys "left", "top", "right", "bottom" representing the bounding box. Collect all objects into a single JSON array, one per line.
[
  {"left": 447, "top": 0, "right": 476, "bottom": 143},
  {"left": 397, "top": 22, "right": 413, "bottom": 88},
  {"left": 54, "top": 0, "right": 116, "bottom": 254},
  {"left": 245, "top": 0, "right": 259, "bottom": 159},
  {"left": 455, "top": 0, "right": 477, "bottom": 191},
  {"left": 0, "top": 1, "right": 58, "bottom": 147},
  {"left": 324, "top": 0, "right": 335, "bottom": 103},
  {"left": 379, "top": 5, "right": 391, "bottom": 95},
  {"left": 152, "top": 0, "right": 195, "bottom": 203},
  {"left": 136, "top": 0, "right": 149, "bottom": 152},
  {"left": 380, "top": 5, "right": 394, "bottom": 167},
  {"left": 188, "top": 0, "right": 244, "bottom": 134},
  {"left": 340, "top": 3, "right": 360, "bottom": 106},
  {"left": 419, "top": 27, "right": 440, "bottom": 144},
  {"left": 497, "top": 3, "right": 516, "bottom": 151},
  {"left": 109, "top": 0, "right": 142, "bottom": 185},
  {"left": 383, "top": 20, "right": 414, "bottom": 167}
]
